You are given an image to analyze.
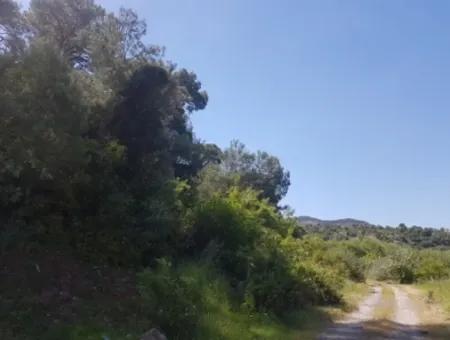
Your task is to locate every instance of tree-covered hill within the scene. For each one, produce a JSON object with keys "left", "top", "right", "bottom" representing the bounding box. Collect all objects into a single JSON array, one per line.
[
  {"left": 298, "top": 216, "right": 371, "bottom": 227},
  {"left": 300, "top": 217, "right": 450, "bottom": 249}
]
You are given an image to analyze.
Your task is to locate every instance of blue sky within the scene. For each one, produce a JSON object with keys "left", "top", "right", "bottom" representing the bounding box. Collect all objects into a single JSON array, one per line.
[{"left": 20, "top": 1, "right": 450, "bottom": 227}]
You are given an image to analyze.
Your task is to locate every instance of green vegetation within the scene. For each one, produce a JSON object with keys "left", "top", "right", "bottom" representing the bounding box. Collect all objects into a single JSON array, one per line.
[
  {"left": 1, "top": 1, "right": 450, "bottom": 339},
  {"left": 137, "top": 262, "right": 332, "bottom": 340},
  {"left": 302, "top": 219, "right": 450, "bottom": 249},
  {"left": 339, "top": 281, "right": 372, "bottom": 312},
  {"left": 418, "top": 279, "right": 450, "bottom": 314}
]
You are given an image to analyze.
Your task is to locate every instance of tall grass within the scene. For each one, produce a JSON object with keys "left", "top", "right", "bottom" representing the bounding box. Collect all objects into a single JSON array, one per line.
[
  {"left": 137, "top": 262, "right": 331, "bottom": 340},
  {"left": 418, "top": 279, "right": 450, "bottom": 314}
]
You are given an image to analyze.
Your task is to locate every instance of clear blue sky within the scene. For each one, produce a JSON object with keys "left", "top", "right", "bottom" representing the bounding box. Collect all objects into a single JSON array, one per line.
[{"left": 20, "top": 0, "right": 450, "bottom": 228}]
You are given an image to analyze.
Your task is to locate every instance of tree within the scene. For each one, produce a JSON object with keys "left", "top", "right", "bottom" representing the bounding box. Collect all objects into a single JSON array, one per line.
[
  {"left": 0, "top": 42, "right": 92, "bottom": 228},
  {"left": 27, "top": 0, "right": 104, "bottom": 67},
  {"left": 0, "top": 0, "right": 214, "bottom": 263},
  {"left": 87, "top": 7, "right": 163, "bottom": 89},
  {"left": 221, "top": 141, "right": 290, "bottom": 205},
  {"left": 0, "top": 0, "right": 26, "bottom": 55},
  {"left": 398, "top": 223, "right": 408, "bottom": 232}
]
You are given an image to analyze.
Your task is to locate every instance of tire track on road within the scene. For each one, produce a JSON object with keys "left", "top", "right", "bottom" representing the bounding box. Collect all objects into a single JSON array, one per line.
[
  {"left": 318, "top": 286, "right": 382, "bottom": 340},
  {"left": 318, "top": 284, "right": 428, "bottom": 340},
  {"left": 391, "top": 285, "right": 425, "bottom": 340}
]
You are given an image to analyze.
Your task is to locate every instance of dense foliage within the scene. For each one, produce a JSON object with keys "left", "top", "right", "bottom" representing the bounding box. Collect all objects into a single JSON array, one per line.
[
  {"left": 0, "top": 1, "right": 333, "bottom": 338},
  {"left": 302, "top": 221, "right": 450, "bottom": 249},
  {"left": 1, "top": 1, "right": 450, "bottom": 339}
]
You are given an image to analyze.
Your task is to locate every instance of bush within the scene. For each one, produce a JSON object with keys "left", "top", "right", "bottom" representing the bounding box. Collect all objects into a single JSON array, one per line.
[
  {"left": 244, "top": 234, "right": 343, "bottom": 314},
  {"left": 186, "top": 189, "right": 344, "bottom": 316},
  {"left": 415, "top": 250, "right": 450, "bottom": 281},
  {"left": 367, "top": 257, "right": 396, "bottom": 281},
  {"left": 137, "top": 260, "right": 203, "bottom": 338},
  {"left": 366, "top": 248, "right": 418, "bottom": 283},
  {"left": 322, "top": 246, "right": 366, "bottom": 282}
]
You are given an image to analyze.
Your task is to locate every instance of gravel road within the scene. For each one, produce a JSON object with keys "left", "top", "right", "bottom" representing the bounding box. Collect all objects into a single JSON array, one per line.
[{"left": 319, "top": 284, "right": 427, "bottom": 340}]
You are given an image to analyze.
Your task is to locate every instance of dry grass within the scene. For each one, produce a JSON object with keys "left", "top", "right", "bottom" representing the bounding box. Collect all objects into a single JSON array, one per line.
[{"left": 412, "top": 282, "right": 450, "bottom": 339}]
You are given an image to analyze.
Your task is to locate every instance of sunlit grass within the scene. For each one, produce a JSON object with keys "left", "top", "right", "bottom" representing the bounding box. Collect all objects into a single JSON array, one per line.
[
  {"left": 410, "top": 281, "right": 450, "bottom": 339},
  {"left": 199, "top": 306, "right": 332, "bottom": 340},
  {"left": 418, "top": 279, "right": 450, "bottom": 314},
  {"left": 321, "top": 280, "right": 371, "bottom": 321},
  {"left": 186, "top": 263, "right": 333, "bottom": 340},
  {"left": 342, "top": 280, "right": 372, "bottom": 311}
]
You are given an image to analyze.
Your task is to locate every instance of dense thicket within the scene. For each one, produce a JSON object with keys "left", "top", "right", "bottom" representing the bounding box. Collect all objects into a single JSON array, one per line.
[
  {"left": 2, "top": 1, "right": 450, "bottom": 339},
  {"left": 0, "top": 1, "right": 326, "bottom": 338}
]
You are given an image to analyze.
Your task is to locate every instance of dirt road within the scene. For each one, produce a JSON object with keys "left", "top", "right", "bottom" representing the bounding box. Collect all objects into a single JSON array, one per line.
[
  {"left": 318, "top": 286, "right": 382, "bottom": 339},
  {"left": 319, "top": 283, "right": 448, "bottom": 340}
]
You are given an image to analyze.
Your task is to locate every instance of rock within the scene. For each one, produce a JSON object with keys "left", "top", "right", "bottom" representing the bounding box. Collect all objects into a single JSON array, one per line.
[{"left": 140, "top": 328, "right": 167, "bottom": 340}]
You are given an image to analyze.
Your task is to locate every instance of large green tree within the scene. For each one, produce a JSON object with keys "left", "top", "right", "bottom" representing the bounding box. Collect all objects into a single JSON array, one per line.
[
  {"left": 216, "top": 141, "right": 290, "bottom": 205},
  {"left": 0, "top": 0, "right": 213, "bottom": 261}
]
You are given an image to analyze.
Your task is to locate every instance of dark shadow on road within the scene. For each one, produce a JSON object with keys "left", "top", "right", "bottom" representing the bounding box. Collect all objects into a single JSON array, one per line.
[{"left": 318, "top": 319, "right": 450, "bottom": 340}]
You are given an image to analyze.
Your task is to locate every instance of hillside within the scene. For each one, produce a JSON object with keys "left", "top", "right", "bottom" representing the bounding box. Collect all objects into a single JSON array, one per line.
[
  {"left": 299, "top": 217, "right": 450, "bottom": 249},
  {"left": 298, "top": 216, "right": 371, "bottom": 227}
]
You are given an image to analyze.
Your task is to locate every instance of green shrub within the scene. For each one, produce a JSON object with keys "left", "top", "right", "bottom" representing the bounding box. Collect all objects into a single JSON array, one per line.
[
  {"left": 298, "top": 263, "right": 343, "bottom": 305},
  {"left": 322, "top": 246, "right": 366, "bottom": 282},
  {"left": 415, "top": 250, "right": 450, "bottom": 281},
  {"left": 244, "top": 235, "right": 343, "bottom": 314},
  {"left": 137, "top": 260, "right": 203, "bottom": 339},
  {"left": 246, "top": 247, "right": 305, "bottom": 313},
  {"left": 390, "top": 248, "right": 417, "bottom": 283},
  {"left": 187, "top": 189, "right": 344, "bottom": 316},
  {"left": 367, "top": 247, "right": 418, "bottom": 283},
  {"left": 367, "top": 257, "right": 395, "bottom": 281},
  {"left": 190, "top": 197, "right": 258, "bottom": 254}
]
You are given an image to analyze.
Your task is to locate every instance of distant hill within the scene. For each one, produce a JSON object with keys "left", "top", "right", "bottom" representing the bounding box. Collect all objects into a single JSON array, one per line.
[
  {"left": 297, "top": 216, "right": 450, "bottom": 249},
  {"left": 298, "top": 216, "right": 372, "bottom": 227}
]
